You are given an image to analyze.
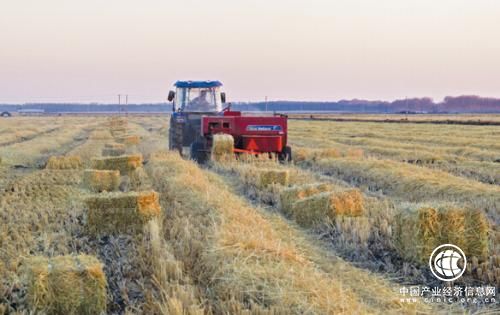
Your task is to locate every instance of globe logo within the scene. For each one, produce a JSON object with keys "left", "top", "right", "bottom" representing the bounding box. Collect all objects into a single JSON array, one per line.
[{"left": 429, "top": 244, "right": 467, "bottom": 282}]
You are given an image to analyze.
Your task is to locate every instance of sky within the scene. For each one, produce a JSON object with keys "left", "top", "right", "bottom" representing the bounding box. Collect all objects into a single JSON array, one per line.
[{"left": 0, "top": 0, "right": 499, "bottom": 103}]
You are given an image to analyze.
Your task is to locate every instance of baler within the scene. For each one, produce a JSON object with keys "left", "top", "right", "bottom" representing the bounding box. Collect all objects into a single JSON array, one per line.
[{"left": 167, "top": 80, "right": 292, "bottom": 163}]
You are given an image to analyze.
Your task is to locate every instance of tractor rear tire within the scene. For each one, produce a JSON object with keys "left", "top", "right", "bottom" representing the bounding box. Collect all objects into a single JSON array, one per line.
[
  {"left": 190, "top": 141, "right": 209, "bottom": 164},
  {"left": 278, "top": 146, "right": 292, "bottom": 163}
]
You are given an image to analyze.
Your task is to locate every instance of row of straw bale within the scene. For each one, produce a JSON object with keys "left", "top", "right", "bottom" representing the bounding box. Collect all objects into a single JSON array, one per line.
[{"left": 25, "top": 121, "right": 140, "bottom": 313}]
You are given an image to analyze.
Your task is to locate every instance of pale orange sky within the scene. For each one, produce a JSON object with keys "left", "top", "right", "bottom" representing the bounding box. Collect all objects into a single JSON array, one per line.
[{"left": 0, "top": 0, "right": 499, "bottom": 103}]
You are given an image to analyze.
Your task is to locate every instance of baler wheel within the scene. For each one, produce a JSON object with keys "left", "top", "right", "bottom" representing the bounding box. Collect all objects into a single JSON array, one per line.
[{"left": 278, "top": 146, "right": 292, "bottom": 163}]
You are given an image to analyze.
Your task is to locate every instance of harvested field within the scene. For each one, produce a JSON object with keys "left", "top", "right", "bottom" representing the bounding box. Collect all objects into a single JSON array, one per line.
[{"left": 1, "top": 115, "right": 498, "bottom": 314}]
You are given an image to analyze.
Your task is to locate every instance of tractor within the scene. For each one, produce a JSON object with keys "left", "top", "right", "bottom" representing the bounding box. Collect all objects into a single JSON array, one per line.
[{"left": 167, "top": 80, "right": 292, "bottom": 163}]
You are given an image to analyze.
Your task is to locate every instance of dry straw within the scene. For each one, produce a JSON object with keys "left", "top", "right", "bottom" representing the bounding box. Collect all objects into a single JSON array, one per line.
[
  {"left": 85, "top": 190, "right": 161, "bottom": 234},
  {"left": 83, "top": 169, "right": 120, "bottom": 192},
  {"left": 91, "top": 154, "right": 143, "bottom": 173},
  {"left": 279, "top": 183, "right": 334, "bottom": 213},
  {"left": 45, "top": 156, "right": 83, "bottom": 170},
  {"left": 211, "top": 133, "right": 234, "bottom": 161},
  {"left": 104, "top": 143, "right": 126, "bottom": 150},
  {"left": 101, "top": 147, "right": 126, "bottom": 157},
  {"left": 394, "top": 204, "right": 490, "bottom": 263},
  {"left": 256, "top": 169, "right": 290, "bottom": 188},
  {"left": 116, "top": 135, "right": 140, "bottom": 146},
  {"left": 89, "top": 129, "right": 113, "bottom": 140},
  {"left": 144, "top": 151, "right": 427, "bottom": 314},
  {"left": 290, "top": 189, "right": 364, "bottom": 227},
  {"left": 23, "top": 255, "right": 106, "bottom": 315},
  {"left": 102, "top": 143, "right": 126, "bottom": 156}
]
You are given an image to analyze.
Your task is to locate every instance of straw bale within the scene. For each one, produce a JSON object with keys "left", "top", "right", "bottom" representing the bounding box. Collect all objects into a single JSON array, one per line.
[
  {"left": 89, "top": 130, "right": 112, "bottom": 140},
  {"left": 439, "top": 207, "right": 466, "bottom": 251},
  {"left": 104, "top": 143, "right": 126, "bottom": 150},
  {"left": 115, "top": 135, "right": 140, "bottom": 145},
  {"left": 91, "top": 154, "right": 143, "bottom": 173},
  {"left": 293, "top": 147, "right": 310, "bottom": 163},
  {"left": 110, "top": 127, "right": 128, "bottom": 136},
  {"left": 257, "top": 169, "right": 290, "bottom": 188},
  {"left": 102, "top": 143, "right": 126, "bottom": 156},
  {"left": 211, "top": 133, "right": 234, "bottom": 161},
  {"left": 394, "top": 204, "right": 490, "bottom": 263},
  {"left": 315, "top": 148, "right": 342, "bottom": 159},
  {"left": 109, "top": 117, "right": 128, "bottom": 128},
  {"left": 23, "top": 255, "right": 106, "bottom": 315},
  {"left": 123, "top": 135, "right": 140, "bottom": 145},
  {"left": 102, "top": 147, "right": 126, "bottom": 157},
  {"left": 85, "top": 191, "right": 161, "bottom": 234},
  {"left": 465, "top": 209, "right": 490, "bottom": 260},
  {"left": 279, "top": 183, "right": 334, "bottom": 213},
  {"left": 290, "top": 189, "right": 364, "bottom": 227},
  {"left": 83, "top": 169, "right": 120, "bottom": 192},
  {"left": 394, "top": 206, "right": 440, "bottom": 263},
  {"left": 45, "top": 156, "right": 83, "bottom": 170}
]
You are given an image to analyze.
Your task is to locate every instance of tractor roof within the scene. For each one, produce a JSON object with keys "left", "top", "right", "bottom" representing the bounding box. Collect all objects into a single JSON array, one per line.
[{"left": 174, "top": 80, "right": 223, "bottom": 88}]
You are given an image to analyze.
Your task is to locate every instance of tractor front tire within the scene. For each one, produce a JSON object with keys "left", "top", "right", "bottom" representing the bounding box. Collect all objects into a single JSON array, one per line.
[{"left": 190, "top": 141, "right": 209, "bottom": 164}]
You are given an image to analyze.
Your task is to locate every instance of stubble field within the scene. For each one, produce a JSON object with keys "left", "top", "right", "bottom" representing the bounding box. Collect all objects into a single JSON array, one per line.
[{"left": 0, "top": 115, "right": 498, "bottom": 314}]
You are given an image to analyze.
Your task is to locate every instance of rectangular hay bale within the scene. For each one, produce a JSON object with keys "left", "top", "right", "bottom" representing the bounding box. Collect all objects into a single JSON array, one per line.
[
  {"left": 290, "top": 189, "right": 364, "bottom": 227},
  {"left": 394, "top": 206, "right": 440, "bottom": 264},
  {"left": 89, "top": 130, "right": 112, "bottom": 140},
  {"left": 280, "top": 183, "right": 334, "bottom": 214},
  {"left": 257, "top": 169, "right": 290, "bottom": 188},
  {"left": 45, "top": 156, "right": 83, "bottom": 170},
  {"left": 211, "top": 133, "right": 234, "bottom": 161},
  {"left": 102, "top": 143, "right": 126, "bottom": 156},
  {"left": 91, "top": 154, "right": 143, "bottom": 173},
  {"left": 104, "top": 143, "right": 126, "bottom": 150},
  {"left": 102, "top": 148, "right": 126, "bottom": 157},
  {"left": 85, "top": 190, "right": 161, "bottom": 234},
  {"left": 83, "top": 169, "right": 120, "bottom": 192},
  {"left": 394, "top": 205, "right": 490, "bottom": 264},
  {"left": 23, "top": 255, "right": 106, "bottom": 315}
]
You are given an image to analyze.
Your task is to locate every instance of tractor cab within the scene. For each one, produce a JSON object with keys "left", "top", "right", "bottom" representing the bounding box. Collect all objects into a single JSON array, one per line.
[
  {"left": 168, "top": 80, "right": 226, "bottom": 113},
  {"left": 167, "top": 80, "right": 226, "bottom": 153}
]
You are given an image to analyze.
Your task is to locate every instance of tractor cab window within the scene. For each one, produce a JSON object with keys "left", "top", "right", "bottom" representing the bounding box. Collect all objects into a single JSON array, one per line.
[{"left": 176, "top": 87, "right": 222, "bottom": 112}]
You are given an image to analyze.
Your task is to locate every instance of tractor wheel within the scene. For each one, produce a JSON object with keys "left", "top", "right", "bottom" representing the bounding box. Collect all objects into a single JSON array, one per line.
[
  {"left": 169, "top": 123, "right": 184, "bottom": 155},
  {"left": 278, "top": 146, "right": 292, "bottom": 163},
  {"left": 190, "top": 141, "right": 209, "bottom": 164}
]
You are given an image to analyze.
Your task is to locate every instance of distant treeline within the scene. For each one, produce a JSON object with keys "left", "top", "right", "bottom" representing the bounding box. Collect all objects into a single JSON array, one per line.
[
  {"left": 1, "top": 95, "right": 499, "bottom": 114},
  {"left": 232, "top": 95, "right": 500, "bottom": 113}
]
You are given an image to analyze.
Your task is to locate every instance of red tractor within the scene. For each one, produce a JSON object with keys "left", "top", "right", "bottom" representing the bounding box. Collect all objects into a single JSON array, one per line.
[{"left": 167, "top": 80, "right": 292, "bottom": 163}]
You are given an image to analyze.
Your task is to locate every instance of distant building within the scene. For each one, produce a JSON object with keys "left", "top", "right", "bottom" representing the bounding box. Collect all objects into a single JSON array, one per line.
[{"left": 18, "top": 109, "right": 45, "bottom": 116}]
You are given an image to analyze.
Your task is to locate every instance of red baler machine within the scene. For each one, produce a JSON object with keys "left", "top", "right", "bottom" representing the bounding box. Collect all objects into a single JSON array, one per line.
[{"left": 201, "top": 108, "right": 292, "bottom": 161}]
